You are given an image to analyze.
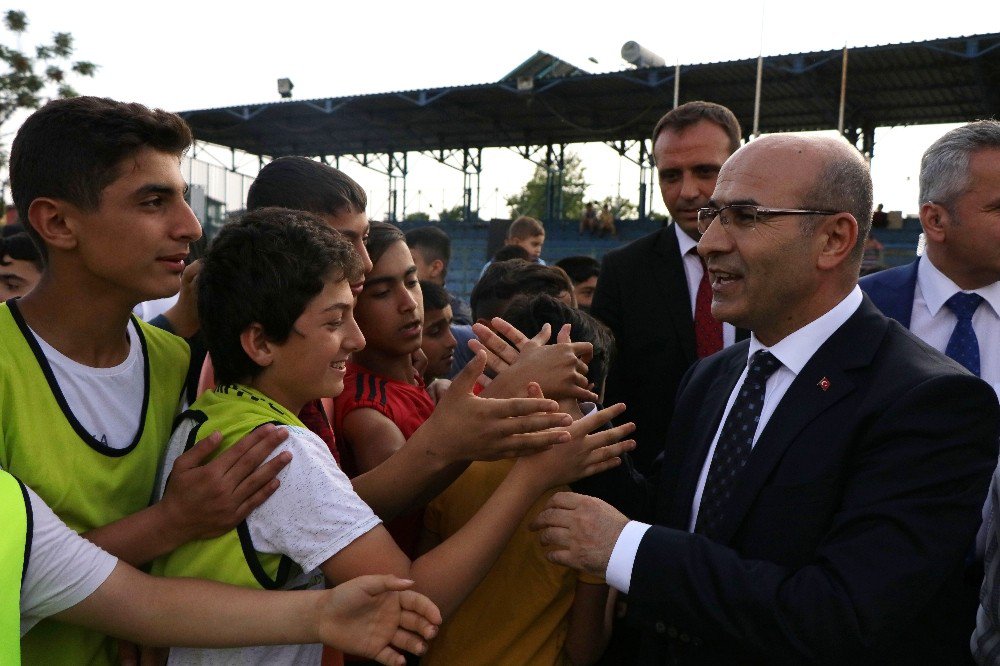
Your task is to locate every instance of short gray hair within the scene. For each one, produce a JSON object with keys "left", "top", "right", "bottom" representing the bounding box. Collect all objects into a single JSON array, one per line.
[
  {"left": 919, "top": 120, "right": 1000, "bottom": 209},
  {"left": 803, "top": 145, "right": 873, "bottom": 262}
]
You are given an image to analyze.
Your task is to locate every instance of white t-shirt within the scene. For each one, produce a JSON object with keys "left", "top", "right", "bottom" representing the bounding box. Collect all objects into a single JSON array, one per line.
[
  {"left": 20, "top": 485, "right": 119, "bottom": 636},
  {"left": 159, "top": 421, "right": 382, "bottom": 665},
  {"left": 30, "top": 320, "right": 145, "bottom": 450},
  {"left": 133, "top": 294, "right": 179, "bottom": 323}
]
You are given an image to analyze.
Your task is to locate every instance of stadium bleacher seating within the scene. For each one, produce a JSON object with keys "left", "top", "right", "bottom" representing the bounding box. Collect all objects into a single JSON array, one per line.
[{"left": 397, "top": 215, "right": 920, "bottom": 301}]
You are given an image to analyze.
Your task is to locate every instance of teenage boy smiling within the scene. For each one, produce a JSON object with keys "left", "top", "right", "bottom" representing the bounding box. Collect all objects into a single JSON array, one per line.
[{"left": 2, "top": 97, "right": 290, "bottom": 664}]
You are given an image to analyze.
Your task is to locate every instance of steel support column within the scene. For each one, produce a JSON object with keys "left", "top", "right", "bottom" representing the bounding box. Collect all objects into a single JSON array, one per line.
[
  {"left": 543, "top": 144, "right": 566, "bottom": 225},
  {"left": 387, "top": 152, "right": 408, "bottom": 223},
  {"left": 425, "top": 147, "right": 484, "bottom": 223},
  {"left": 461, "top": 148, "right": 483, "bottom": 224},
  {"left": 607, "top": 139, "right": 654, "bottom": 221}
]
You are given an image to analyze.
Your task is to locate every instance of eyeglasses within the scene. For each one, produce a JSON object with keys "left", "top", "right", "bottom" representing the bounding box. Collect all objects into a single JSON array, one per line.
[{"left": 696, "top": 205, "right": 838, "bottom": 234}]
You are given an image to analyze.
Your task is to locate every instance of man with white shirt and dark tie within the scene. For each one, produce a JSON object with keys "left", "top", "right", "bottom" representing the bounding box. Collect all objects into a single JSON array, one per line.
[
  {"left": 860, "top": 120, "right": 1000, "bottom": 390},
  {"left": 866, "top": 121, "right": 1000, "bottom": 664},
  {"left": 533, "top": 133, "right": 999, "bottom": 664},
  {"left": 590, "top": 101, "right": 745, "bottom": 475}
]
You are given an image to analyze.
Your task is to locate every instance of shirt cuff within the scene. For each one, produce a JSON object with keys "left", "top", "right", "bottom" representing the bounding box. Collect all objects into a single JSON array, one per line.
[{"left": 606, "top": 520, "right": 651, "bottom": 594}]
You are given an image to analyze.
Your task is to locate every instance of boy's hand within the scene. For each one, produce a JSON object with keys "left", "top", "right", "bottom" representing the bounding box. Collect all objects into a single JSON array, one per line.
[
  {"left": 161, "top": 259, "right": 202, "bottom": 338},
  {"left": 425, "top": 378, "right": 452, "bottom": 404},
  {"left": 472, "top": 319, "right": 597, "bottom": 402},
  {"left": 417, "top": 350, "right": 574, "bottom": 462},
  {"left": 317, "top": 576, "right": 442, "bottom": 666},
  {"left": 160, "top": 424, "right": 291, "bottom": 542},
  {"left": 513, "top": 403, "right": 635, "bottom": 489}
]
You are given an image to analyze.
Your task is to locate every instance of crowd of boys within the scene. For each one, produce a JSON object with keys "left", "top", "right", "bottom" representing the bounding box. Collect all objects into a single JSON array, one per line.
[{"left": 4, "top": 91, "right": 1000, "bottom": 666}]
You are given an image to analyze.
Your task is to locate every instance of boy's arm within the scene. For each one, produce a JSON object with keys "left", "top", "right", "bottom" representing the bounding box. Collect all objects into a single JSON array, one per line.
[
  {"left": 56, "top": 563, "right": 440, "bottom": 665},
  {"left": 351, "top": 353, "right": 574, "bottom": 519},
  {"left": 564, "top": 581, "right": 613, "bottom": 666},
  {"left": 327, "top": 404, "right": 635, "bottom": 619},
  {"left": 342, "top": 409, "right": 407, "bottom": 475},
  {"left": 82, "top": 424, "right": 291, "bottom": 567}
]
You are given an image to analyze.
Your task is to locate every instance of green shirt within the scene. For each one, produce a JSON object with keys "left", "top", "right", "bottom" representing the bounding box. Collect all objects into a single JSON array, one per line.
[{"left": 0, "top": 301, "right": 189, "bottom": 665}]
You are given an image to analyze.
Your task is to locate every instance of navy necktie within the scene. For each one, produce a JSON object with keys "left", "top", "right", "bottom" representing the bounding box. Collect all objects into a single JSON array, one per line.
[
  {"left": 944, "top": 292, "right": 983, "bottom": 377},
  {"left": 696, "top": 350, "right": 781, "bottom": 539}
]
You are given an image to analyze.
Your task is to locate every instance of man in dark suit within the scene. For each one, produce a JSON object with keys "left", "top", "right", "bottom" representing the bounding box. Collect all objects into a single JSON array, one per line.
[
  {"left": 534, "top": 134, "right": 999, "bottom": 664},
  {"left": 860, "top": 120, "right": 1000, "bottom": 389},
  {"left": 591, "top": 102, "right": 743, "bottom": 474},
  {"left": 856, "top": 121, "right": 1000, "bottom": 662}
]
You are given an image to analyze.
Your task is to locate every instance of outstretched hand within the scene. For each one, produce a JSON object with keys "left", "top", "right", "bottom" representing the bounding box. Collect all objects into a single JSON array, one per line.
[
  {"left": 530, "top": 491, "right": 630, "bottom": 579},
  {"left": 160, "top": 424, "right": 290, "bottom": 542},
  {"left": 514, "top": 403, "right": 636, "bottom": 489},
  {"left": 318, "top": 575, "right": 442, "bottom": 666},
  {"left": 472, "top": 318, "right": 596, "bottom": 402},
  {"left": 414, "top": 350, "right": 573, "bottom": 463}
]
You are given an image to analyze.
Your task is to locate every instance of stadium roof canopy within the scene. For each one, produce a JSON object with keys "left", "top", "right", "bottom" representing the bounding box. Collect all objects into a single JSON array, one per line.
[{"left": 180, "top": 32, "right": 1000, "bottom": 159}]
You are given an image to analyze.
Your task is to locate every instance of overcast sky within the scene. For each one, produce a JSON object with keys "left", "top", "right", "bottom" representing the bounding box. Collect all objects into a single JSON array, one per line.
[{"left": 10, "top": 1, "right": 998, "bottom": 218}]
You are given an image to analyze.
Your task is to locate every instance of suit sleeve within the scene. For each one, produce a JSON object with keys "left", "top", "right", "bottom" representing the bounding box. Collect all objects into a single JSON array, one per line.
[
  {"left": 627, "top": 372, "right": 999, "bottom": 663},
  {"left": 590, "top": 250, "right": 622, "bottom": 337}
]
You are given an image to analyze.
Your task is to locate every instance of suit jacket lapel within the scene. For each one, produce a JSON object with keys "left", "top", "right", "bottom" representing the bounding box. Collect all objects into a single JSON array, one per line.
[
  {"left": 665, "top": 350, "right": 747, "bottom": 529},
  {"left": 710, "top": 297, "right": 890, "bottom": 544},
  {"left": 651, "top": 225, "right": 698, "bottom": 363},
  {"left": 866, "top": 258, "right": 919, "bottom": 328}
]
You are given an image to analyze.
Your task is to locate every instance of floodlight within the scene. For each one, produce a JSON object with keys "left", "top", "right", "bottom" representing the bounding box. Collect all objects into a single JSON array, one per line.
[{"left": 621, "top": 42, "right": 665, "bottom": 68}]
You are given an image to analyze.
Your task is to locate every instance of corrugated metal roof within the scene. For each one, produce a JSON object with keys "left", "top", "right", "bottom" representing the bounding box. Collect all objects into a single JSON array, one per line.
[{"left": 179, "top": 32, "right": 1000, "bottom": 158}]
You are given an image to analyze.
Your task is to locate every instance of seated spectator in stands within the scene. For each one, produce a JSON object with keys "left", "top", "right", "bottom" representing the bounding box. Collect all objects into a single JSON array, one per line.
[
  {"left": 555, "top": 256, "right": 601, "bottom": 312},
  {"left": 420, "top": 293, "right": 621, "bottom": 666},
  {"left": 872, "top": 202, "right": 889, "bottom": 227},
  {"left": 0, "top": 232, "right": 43, "bottom": 301},
  {"left": 597, "top": 202, "right": 617, "bottom": 238},
  {"left": 405, "top": 225, "right": 472, "bottom": 325},
  {"left": 580, "top": 202, "right": 598, "bottom": 236},
  {"left": 481, "top": 215, "right": 546, "bottom": 277},
  {"left": 419, "top": 280, "right": 457, "bottom": 384}
]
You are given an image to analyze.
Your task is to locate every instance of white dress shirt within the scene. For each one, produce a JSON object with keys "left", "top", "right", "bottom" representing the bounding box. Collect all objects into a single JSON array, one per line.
[
  {"left": 675, "top": 224, "right": 737, "bottom": 349},
  {"left": 911, "top": 255, "right": 1000, "bottom": 391},
  {"left": 606, "top": 287, "right": 864, "bottom": 593}
]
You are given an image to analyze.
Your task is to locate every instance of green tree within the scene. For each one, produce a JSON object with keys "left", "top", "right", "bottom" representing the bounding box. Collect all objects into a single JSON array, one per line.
[
  {"left": 438, "top": 204, "right": 479, "bottom": 223},
  {"left": 0, "top": 10, "right": 96, "bottom": 165},
  {"left": 506, "top": 152, "right": 587, "bottom": 222},
  {"left": 404, "top": 211, "right": 431, "bottom": 223},
  {"left": 600, "top": 195, "right": 638, "bottom": 220}
]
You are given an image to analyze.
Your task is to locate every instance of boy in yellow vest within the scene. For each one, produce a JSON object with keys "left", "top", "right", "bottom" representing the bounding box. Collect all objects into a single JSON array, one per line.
[
  {"left": 154, "top": 208, "right": 635, "bottom": 663},
  {"left": 1, "top": 96, "right": 295, "bottom": 664}
]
